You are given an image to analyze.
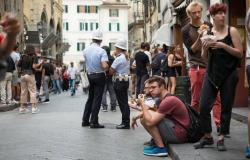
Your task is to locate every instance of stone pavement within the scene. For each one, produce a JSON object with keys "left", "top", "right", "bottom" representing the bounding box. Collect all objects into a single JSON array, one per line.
[
  {"left": 0, "top": 90, "right": 249, "bottom": 160},
  {"left": 0, "top": 90, "right": 171, "bottom": 160},
  {"left": 169, "top": 107, "right": 249, "bottom": 160},
  {"left": 0, "top": 103, "right": 18, "bottom": 112}
]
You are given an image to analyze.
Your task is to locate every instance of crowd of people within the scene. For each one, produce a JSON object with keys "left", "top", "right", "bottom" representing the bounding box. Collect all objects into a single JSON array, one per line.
[
  {"left": 80, "top": 1, "right": 249, "bottom": 158},
  {"left": 0, "top": 1, "right": 249, "bottom": 158}
]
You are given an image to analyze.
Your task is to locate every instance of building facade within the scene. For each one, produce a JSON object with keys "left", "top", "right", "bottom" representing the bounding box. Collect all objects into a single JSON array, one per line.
[
  {"left": 63, "top": 0, "right": 129, "bottom": 68},
  {"left": 23, "top": 0, "right": 64, "bottom": 63}
]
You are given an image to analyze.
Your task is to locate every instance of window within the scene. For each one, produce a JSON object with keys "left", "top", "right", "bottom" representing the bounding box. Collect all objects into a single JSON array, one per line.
[
  {"left": 109, "top": 42, "right": 116, "bottom": 51},
  {"left": 64, "top": 5, "right": 68, "bottom": 13},
  {"left": 109, "top": 23, "right": 111, "bottom": 31},
  {"left": 109, "top": 9, "right": 119, "bottom": 17},
  {"left": 63, "top": 22, "right": 69, "bottom": 31},
  {"left": 77, "top": 42, "right": 85, "bottom": 51},
  {"left": 78, "top": 5, "right": 98, "bottom": 13},
  {"left": 90, "top": 22, "right": 93, "bottom": 31},
  {"left": 85, "top": 23, "right": 88, "bottom": 31},
  {"left": 117, "top": 23, "right": 120, "bottom": 31},
  {"left": 80, "top": 22, "right": 84, "bottom": 31},
  {"left": 108, "top": 22, "right": 120, "bottom": 32}
]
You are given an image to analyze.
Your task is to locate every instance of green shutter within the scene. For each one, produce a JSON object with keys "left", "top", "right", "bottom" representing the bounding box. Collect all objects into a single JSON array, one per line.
[
  {"left": 88, "top": 6, "right": 90, "bottom": 13},
  {"left": 90, "top": 23, "right": 93, "bottom": 31},
  {"left": 117, "top": 23, "right": 120, "bottom": 31},
  {"left": 109, "top": 23, "right": 111, "bottom": 31},
  {"left": 66, "top": 22, "right": 68, "bottom": 30},
  {"left": 85, "top": 6, "right": 88, "bottom": 13},
  {"left": 77, "top": 6, "right": 79, "bottom": 13},
  {"left": 85, "top": 23, "right": 88, "bottom": 31},
  {"left": 96, "top": 23, "right": 99, "bottom": 29},
  {"left": 96, "top": 6, "right": 98, "bottom": 13},
  {"left": 77, "top": 43, "right": 80, "bottom": 51},
  {"left": 109, "top": 43, "right": 111, "bottom": 49}
]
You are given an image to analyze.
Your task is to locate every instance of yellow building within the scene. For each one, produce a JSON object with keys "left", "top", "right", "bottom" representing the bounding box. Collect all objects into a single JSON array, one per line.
[{"left": 23, "top": 0, "right": 64, "bottom": 64}]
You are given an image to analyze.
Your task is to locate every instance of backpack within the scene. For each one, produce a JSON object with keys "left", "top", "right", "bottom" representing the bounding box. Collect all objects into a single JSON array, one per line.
[
  {"left": 160, "top": 57, "right": 169, "bottom": 73},
  {"left": 165, "top": 94, "right": 202, "bottom": 143}
]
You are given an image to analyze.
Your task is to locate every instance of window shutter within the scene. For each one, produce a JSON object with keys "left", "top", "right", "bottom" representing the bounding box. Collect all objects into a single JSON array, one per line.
[
  {"left": 66, "top": 22, "right": 69, "bottom": 30},
  {"left": 85, "top": 23, "right": 88, "bottom": 31},
  {"left": 96, "top": 23, "right": 99, "bottom": 29},
  {"left": 96, "top": 6, "right": 98, "bottom": 13},
  {"left": 109, "top": 23, "right": 111, "bottom": 31},
  {"left": 117, "top": 23, "right": 120, "bottom": 31},
  {"left": 77, "top": 43, "right": 80, "bottom": 51},
  {"left": 77, "top": 5, "right": 79, "bottom": 13}
]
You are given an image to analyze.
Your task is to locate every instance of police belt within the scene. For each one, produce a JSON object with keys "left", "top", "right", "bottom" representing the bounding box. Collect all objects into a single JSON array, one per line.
[
  {"left": 113, "top": 75, "right": 129, "bottom": 82},
  {"left": 87, "top": 71, "right": 105, "bottom": 75}
]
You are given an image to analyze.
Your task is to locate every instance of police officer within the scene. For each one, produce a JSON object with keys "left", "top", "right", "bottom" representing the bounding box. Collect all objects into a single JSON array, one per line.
[
  {"left": 109, "top": 39, "right": 130, "bottom": 129},
  {"left": 82, "top": 31, "right": 109, "bottom": 128}
]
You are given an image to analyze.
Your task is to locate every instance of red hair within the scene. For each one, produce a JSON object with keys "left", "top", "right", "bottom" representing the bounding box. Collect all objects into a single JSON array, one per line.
[{"left": 209, "top": 3, "right": 227, "bottom": 16}]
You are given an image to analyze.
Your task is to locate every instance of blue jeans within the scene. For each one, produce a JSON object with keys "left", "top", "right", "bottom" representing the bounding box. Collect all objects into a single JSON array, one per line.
[
  {"left": 101, "top": 80, "right": 117, "bottom": 109},
  {"left": 69, "top": 79, "right": 75, "bottom": 94},
  {"left": 53, "top": 79, "right": 61, "bottom": 94}
]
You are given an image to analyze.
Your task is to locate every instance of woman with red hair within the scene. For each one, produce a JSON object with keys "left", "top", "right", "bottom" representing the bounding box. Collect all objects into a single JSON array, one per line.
[{"left": 194, "top": 3, "right": 242, "bottom": 151}]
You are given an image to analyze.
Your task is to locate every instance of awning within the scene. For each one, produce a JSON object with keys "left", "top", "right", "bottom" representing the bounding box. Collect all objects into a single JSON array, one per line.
[{"left": 151, "top": 23, "right": 173, "bottom": 46}]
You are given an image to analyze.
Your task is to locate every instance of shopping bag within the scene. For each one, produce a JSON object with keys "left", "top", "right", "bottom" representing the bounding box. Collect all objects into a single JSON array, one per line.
[{"left": 80, "top": 71, "right": 89, "bottom": 88}]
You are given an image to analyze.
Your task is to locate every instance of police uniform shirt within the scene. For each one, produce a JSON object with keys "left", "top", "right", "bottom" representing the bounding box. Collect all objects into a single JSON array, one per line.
[
  {"left": 111, "top": 53, "right": 130, "bottom": 75},
  {"left": 83, "top": 43, "right": 108, "bottom": 73}
]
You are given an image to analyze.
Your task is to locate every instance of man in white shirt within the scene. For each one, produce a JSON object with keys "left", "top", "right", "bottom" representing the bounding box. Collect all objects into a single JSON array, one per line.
[{"left": 67, "top": 62, "right": 78, "bottom": 96}]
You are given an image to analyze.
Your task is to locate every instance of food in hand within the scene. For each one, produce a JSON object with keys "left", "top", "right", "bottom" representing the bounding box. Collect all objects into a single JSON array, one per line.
[
  {"left": 200, "top": 35, "right": 217, "bottom": 42},
  {"left": 199, "top": 24, "right": 209, "bottom": 30}
]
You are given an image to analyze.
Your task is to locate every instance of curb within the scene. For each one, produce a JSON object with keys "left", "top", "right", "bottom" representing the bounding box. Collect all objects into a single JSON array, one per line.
[
  {"left": 169, "top": 144, "right": 180, "bottom": 160},
  {"left": 0, "top": 103, "right": 19, "bottom": 112},
  {"left": 232, "top": 111, "right": 248, "bottom": 124}
]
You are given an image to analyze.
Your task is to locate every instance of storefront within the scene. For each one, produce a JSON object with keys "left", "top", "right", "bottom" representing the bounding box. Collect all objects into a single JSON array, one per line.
[{"left": 226, "top": 0, "right": 248, "bottom": 107}]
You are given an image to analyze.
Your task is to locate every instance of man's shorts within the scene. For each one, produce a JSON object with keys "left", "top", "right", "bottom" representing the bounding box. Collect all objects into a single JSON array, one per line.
[
  {"left": 12, "top": 70, "right": 20, "bottom": 86},
  {"left": 157, "top": 118, "right": 180, "bottom": 144}
]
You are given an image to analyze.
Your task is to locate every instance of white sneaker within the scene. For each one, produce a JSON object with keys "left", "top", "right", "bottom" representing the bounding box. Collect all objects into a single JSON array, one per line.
[
  {"left": 19, "top": 108, "right": 29, "bottom": 114},
  {"left": 32, "top": 108, "right": 40, "bottom": 114}
]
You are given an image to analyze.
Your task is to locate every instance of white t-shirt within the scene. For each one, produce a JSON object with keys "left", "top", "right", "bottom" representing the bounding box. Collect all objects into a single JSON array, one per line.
[{"left": 67, "top": 67, "right": 78, "bottom": 79}]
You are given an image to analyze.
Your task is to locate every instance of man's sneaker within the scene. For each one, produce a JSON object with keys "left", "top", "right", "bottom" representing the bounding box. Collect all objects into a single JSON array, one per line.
[
  {"left": 246, "top": 146, "right": 250, "bottom": 158},
  {"left": 143, "top": 146, "right": 168, "bottom": 157},
  {"left": 144, "top": 145, "right": 156, "bottom": 150},
  {"left": 102, "top": 107, "right": 108, "bottom": 112},
  {"left": 194, "top": 137, "right": 214, "bottom": 149},
  {"left": 32, "top": 108, "right": 40, "bottom": 114},
  {"left": 43, "top": 99, "right": 50, "bottom": 104},
  {"left": 19, "top": 108, "right": 29, "bottom": 114},
  {"left": 144, "top": 138, "right": 155, "bottom": 146},
  {"left": 217, "top": 139, "right": 227, "bottom": 151}
]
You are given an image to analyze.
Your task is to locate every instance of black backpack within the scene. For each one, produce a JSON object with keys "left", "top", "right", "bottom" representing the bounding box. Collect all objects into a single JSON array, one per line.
[
  {"left": 160, "top": 57, "right": 169, "bottom": 73},
  {"left": 165, "top": 94, "right": 202, "bottom": 143}
]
